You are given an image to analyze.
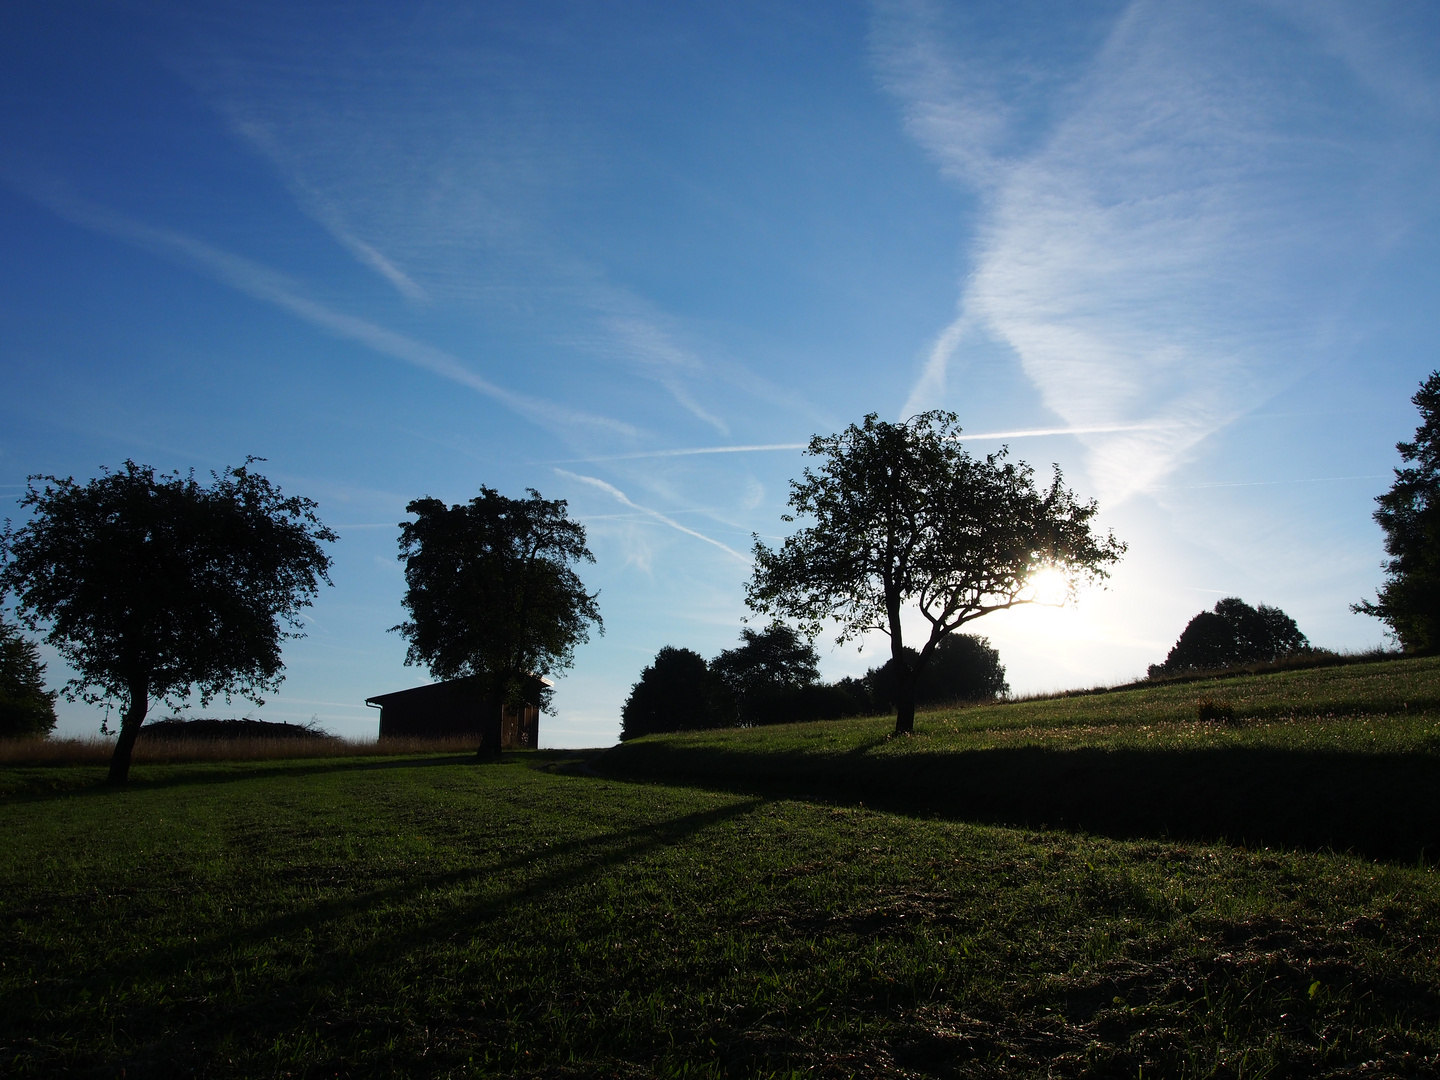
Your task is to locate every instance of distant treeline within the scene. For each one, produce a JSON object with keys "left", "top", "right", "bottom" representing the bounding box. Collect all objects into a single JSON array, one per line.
[
  {"left": 0, "top": 619, "right": 58, "bottom": 739},
  {"left": 620, "top": 624, "right": 1008, "bottom": 740},
  {"left": 138, "top": 717, "right": 340, "bottom": 741}
]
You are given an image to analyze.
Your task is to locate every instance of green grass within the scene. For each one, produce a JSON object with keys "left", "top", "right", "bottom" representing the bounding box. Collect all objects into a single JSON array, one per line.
[
  {"left": 1, "top": 752, "right": 1438, "bottom": 1077},
  {"left": 5, "top": 658, "right": 1440, "bottom": 1077},
  {"left": 616, "top": 654, "right": 1440, "bottom": 757},
  {"left": 602, "top": 655, "right": 1440, "bottom": 863}
]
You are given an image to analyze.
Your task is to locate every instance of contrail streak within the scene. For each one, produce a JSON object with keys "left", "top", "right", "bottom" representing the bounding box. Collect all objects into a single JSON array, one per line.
[
  {"left": 12, "top": 177, "right": 633, "bottom": 438},
  {"left": 549, "top": 423, "right": 1169, "bottom": 463},
  {"left": 555, "top": 469, "right": 752, "bottom": 563}
]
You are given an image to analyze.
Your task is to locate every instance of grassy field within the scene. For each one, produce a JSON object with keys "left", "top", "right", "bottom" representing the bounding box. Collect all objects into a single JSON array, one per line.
[
  {"left": 603, "top": 655, "right": 1440, "bottom": 863},
  {"left": 3, "top": 658, "right": 1440, "bottom": 1077},
  {"left": 0, "top": 732, "right": 484, "bottom": 770}
]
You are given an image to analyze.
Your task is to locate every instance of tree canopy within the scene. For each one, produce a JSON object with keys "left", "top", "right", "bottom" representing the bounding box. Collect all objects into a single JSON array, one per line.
[
  {"left": 865, "top": 634, "right": 1009, "bottom": 712},
  {"left": 1150, "top": 597, "right": 1309, "bottom": 676},
  {"left": 710, "top": 622, "right": 821, "bottom": 725},
  {"left": 619, "top": 626, "right": 859, "bottom": 738},
  {"left": 0, "top": 618, "right": 57, "bottom": 738},
  {"left": 747, "top": 411, "right": 1125, "bottom": 734},
  {"left": 619, "top": 646, "right": 724, "bottom": 740},
  {"left": 1355, "top": 370, "right": 1440, "bottom": 651},
  {"left": 392, "top": 487, "right": 602, "bottom": 755},
  {"left": 0, "top": 460, "right": 335, "bottom": 782},
  {"left": 618, "top": 625, "right": 1011, "bottom": 739}
]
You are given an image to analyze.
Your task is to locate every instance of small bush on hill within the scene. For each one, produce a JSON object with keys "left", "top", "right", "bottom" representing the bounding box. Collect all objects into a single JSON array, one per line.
[{"left": 1195, "top": 696, "right": 1235, "bottom": 723}]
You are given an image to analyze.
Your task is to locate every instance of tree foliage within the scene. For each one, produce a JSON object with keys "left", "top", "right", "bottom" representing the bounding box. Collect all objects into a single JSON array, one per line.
[
  {"left": 710, "top": 623, "right": 821, "bottom": 725},
  {"left": 0, "top": 460, "right": 335, "bottom": 782},
  {"left": 1355, "top": 370, "right": 1440, "bottom": 652},
  {"left": 393, "top": 487, "right": 602, "bottom": 755},
  {"left": 747, "top": 412, "right": 1125, "bottom": 734},
  {"left": 1150, "top": 597, "right": 1309, "bottom": 676},
  {"left": 0, "top": 618, "right": 57, "bottom": 738},
  {"left": 619, "top": 627, "right": 854, "bottom": 739},
  {"left": 865, "top": 634, "right": 1009, "bottom": 712},
  {"left": 619, "top": 646, "right": 724, "bottom": 740},
  {"left": 620, "top": 625, "right": 860, "bottom": 739},
  {"left": 618, "top": 626, "right": 1011, "bottom": 740}
]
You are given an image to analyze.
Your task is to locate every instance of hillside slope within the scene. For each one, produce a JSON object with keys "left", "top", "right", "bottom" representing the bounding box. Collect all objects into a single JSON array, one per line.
[{"left": 599, "top": 656, "right": 1440, "bottom": 861}]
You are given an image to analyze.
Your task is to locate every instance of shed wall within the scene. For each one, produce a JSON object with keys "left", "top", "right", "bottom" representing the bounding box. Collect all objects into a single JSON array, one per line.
[{"left": 368, "top": 677, "right": 540, "bottom": 748}]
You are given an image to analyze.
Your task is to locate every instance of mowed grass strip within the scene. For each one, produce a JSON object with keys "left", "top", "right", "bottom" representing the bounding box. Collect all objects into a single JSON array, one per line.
[
  {"left": 602, "top": 656, "right": 1440, "bottom": 862},
  {"left": 3, "top": 753, "right": 1440, "bottom": 1077}
]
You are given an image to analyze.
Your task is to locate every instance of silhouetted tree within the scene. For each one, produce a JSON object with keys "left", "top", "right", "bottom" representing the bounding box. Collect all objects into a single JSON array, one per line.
[
  {"left": 866, "top": 634, "right": 1009, "bottom": 711},
  {"left": 0, "top": 460, "right": 335, "bottom": 782},
  {"left": 1152, "top": 597, "right": 1309, "bottom": 676},
  {"left": 619, "top": 646, "right": 725, "bottom": 740},
  {"left": 747, "top": 412, "right": 1125, "bottom": 735},
  {"left": 1355, "top": 370, "right": 1440, "bottom": 651},
  {"left": 710, "top": 622, "right": 821, "bottom": 725},
  {"left": 758, "top": 680, "right": 871, "bottom": 725},
  {"left": 393, "top": 487, "right": 602, "bottom": 757},
  {"left": 1216, "top": 597, "right": 1308, "bottom": 659},
  {"left": 0, "top": 617, "right": 57, "bottom": 738},
  {"left": 1158, "top": 611, "right": 1234, "bottom": 673}
]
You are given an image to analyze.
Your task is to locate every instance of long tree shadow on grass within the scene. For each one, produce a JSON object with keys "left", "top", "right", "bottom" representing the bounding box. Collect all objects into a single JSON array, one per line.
[
  {"left": 599, "top": 742, "right": 1440, "bottom": 863},
  {"left": 3, "top": 795, "right": 765, "bottom": 1076}
]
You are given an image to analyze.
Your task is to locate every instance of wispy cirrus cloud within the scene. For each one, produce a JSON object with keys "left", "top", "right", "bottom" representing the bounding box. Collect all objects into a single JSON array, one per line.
[
  {"left": 12, "top": 175, "right": 633, "bottom": 439},
  {"left": 551, "top": 422, "right": 1170, "bottom": 464},
  {"left": 225, "top": 102, "right": 746, "bottom": 432},
  {"left": 874, "top": 0, "right": 1437, "bottom": 500},
  {"left": 166, "top": 17, "right": 801, "bottom": 437},
  {"left": 555, "top": 468, "right": 751, "bottom": 563},
  {"left": 229, "top": 116, "right": 430, "bottom": 303},
  {"left": 596, "top": 314, "right": 727, "bottom": 434},
  {"left": 555, "top": 443, "right": 806, "bottom": 464}
]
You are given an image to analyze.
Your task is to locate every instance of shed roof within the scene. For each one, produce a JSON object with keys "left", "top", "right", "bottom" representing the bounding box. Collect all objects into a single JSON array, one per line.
[{"left": 365, "top": 673, "right": 552, "bottom": 708}]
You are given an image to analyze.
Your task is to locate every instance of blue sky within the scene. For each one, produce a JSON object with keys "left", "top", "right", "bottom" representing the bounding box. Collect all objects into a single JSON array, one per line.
[{"left": 3, "top": 0, "right": 1439, "bottom": 745}]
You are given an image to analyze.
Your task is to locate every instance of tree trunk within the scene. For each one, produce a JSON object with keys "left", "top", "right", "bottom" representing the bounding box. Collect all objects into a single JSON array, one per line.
[
  {"left": 476, "top": 690, "right": 504, "bottom": 759},
  {"left": 893, "top": 674, "right": 916, "bottom": 735},
  {"left": 107, "top": 677, "right": 149, "bottom": 785},
  {"left": 886, "top": 597, "right": 917, "bottom": 734}
]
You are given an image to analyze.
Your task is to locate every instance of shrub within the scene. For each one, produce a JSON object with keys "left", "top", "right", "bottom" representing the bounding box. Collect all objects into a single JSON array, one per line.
[{"left": 1196, "top": 697, "right": 1235, "bottom": 723}]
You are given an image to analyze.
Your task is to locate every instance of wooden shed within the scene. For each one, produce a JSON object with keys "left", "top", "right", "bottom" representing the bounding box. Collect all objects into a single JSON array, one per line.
[{"left": 365, "top": 675, "right": 541, "bottom": 748}]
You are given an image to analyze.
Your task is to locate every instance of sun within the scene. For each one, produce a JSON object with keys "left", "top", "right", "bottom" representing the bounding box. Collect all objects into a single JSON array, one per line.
[{"left": 1026, "top": 565, "right": 1071, "bottom": 607}]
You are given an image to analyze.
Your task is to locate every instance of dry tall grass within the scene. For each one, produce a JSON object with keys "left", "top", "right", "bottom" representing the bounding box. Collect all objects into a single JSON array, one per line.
[{"left": 0, "top": 734, "right": 484, "bottom": 767}]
